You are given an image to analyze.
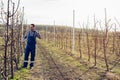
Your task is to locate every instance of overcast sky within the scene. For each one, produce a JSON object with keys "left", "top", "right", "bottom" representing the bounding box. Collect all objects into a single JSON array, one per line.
[{"left": 3, "top": 0, "right": 120, "bottom": 28}]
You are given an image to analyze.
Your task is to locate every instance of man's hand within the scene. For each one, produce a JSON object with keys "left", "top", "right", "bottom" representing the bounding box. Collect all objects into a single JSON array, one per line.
[{"left": 20, "top": 38, "right": 25, "bottom": 44}]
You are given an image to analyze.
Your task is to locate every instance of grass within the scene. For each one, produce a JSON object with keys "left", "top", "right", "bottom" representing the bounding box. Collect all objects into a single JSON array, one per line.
[
  {"left": 0, "top": 37, "right": 3, "bottom": 44},
  {"left": 40, "top": 40, "right": 97, "bottom": 79},
  {"left": 5, "top": 39, "right": 120, "bottom": 80},
  {"left": 41, "top": 39, "right": 120, "bottom": 79},
  {"left": 112, "top": 67, "right": 120, "bottom": 74},
  {"left": 9, "top": 68, "right": 30, "bottom": 80}
]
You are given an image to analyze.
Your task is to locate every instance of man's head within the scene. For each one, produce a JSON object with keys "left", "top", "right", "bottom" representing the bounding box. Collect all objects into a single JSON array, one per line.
[{"left": 30, "top": 24, "right": 35, "bottom": 31}]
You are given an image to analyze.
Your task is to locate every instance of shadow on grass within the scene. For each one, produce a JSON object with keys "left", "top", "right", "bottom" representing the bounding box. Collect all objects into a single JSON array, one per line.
[{"left": 109, "top": 58, "right": 120, "bottom": 70}]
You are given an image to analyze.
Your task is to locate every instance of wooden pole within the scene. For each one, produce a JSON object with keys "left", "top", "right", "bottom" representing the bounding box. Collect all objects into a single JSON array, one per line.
[{"left": 72, "top": 10, "right": 75, "bottom": 54}]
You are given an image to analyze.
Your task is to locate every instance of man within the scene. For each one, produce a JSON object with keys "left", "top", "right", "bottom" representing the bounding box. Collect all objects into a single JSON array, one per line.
[{"left": 22, "top": 24, "right": 41, "bottom": 69}]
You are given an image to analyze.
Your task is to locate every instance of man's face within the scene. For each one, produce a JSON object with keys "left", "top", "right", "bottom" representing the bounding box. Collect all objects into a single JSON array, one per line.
[{"left": 30, "top": 25, "right": 35, "bottom": 31}]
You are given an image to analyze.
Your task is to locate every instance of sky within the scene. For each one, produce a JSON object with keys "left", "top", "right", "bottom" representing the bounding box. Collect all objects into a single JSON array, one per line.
[{"left": 2, "top": 0, "right": 120, "bottom": 29}]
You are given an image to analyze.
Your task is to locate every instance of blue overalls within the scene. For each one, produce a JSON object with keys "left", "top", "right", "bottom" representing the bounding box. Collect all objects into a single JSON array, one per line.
[{"left": 23, "top": 31, "right": 36, "bottom": 68}]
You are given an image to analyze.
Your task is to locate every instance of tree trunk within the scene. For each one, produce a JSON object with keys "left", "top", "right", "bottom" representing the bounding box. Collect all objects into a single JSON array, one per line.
[
  {"left": 78, "top": 33, "right": 82, "bottom": 59},
  {"left": 103, "top": 38, "right": 109, "bottom": 71},
  {"left": 86, "top": 33, "right": 90, "bottom": 62}
]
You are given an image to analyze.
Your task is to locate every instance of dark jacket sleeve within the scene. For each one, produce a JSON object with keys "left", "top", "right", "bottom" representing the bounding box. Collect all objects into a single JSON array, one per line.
[{"left": 35, "top": 31, "right": 42, "bottom": 39}]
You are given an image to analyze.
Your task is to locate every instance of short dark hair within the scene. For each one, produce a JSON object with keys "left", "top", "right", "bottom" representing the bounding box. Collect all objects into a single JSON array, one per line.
[{"left": 30, "top": 24, "right": 35, "bottom": 27}]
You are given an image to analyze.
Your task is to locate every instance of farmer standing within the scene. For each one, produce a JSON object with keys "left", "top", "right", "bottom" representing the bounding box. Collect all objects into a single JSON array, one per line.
[{"left": 22, "top": 24, "right": 41, "bottom": 69}]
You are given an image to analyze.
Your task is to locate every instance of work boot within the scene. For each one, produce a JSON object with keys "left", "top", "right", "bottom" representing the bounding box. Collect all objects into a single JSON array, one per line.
[{"left": 29, "top": 66, "right": 34, "bottom": 70}]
